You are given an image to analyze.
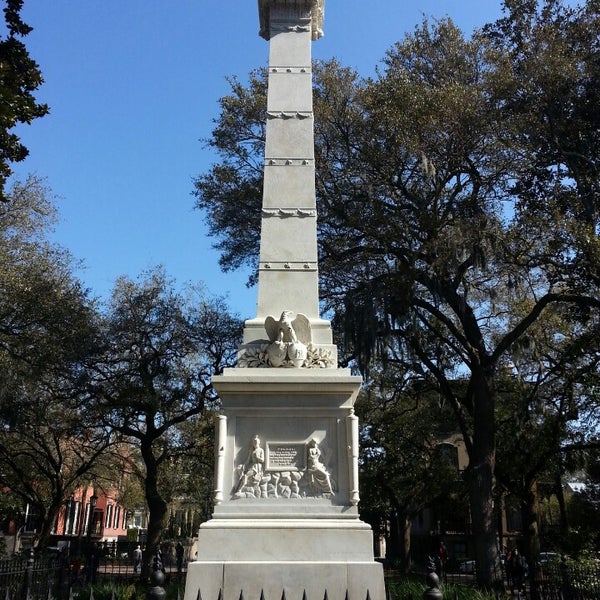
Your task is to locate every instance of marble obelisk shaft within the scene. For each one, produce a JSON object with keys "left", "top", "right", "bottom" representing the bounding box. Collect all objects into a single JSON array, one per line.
[{"left": 242, "top": 1, "right": 333, "bottom": 347}]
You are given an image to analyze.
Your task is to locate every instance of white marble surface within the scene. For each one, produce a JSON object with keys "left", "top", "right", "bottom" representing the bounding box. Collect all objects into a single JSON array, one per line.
[
  {"left": 185, "top": 560, "right": 384, "bottom": 600},
  {"left": 183, "top": 2, "right": 385, "bottom": 599}
]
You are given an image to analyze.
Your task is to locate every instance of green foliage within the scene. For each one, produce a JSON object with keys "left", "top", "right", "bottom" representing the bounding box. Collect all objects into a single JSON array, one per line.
[
  {"left": 193, "top": 0, "right": 600, "bottom": 584},
  {"left": 385, "top": 577, "right": 425, "bottom": 600},
  {"left": 358, "top": 371, "right": 469, "bottom": 569},
  {"left": 87, "top": 267, "right": 243, "bottom": 573},
  {"left": 565, "top": 450, "right": 600, "bottom": 554},
  {"left": 0, "top": 0, "right": 49, "bottom": 200},
  {"left": 75, "top": 582, "right": 141, "bottom": 600},
  {"left": 385, "top": 577, "right": 497, "bottom": 600},
  {"left": 75, "top": 581, "right": 187, "bottom": 600},
  {"left": 441, "top": 584, "right": 497, "bottom": 600},
  {"left": 0, "top": 177, "right": 105, "bottom": 549}
]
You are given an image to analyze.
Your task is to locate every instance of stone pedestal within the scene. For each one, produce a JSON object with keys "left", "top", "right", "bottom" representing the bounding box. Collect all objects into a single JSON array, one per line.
[{"left": 183, "top": 370, "right": 385, "bottom": 600}]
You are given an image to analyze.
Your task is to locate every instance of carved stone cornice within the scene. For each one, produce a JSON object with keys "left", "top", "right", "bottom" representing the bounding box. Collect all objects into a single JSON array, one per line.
[{"left": 258, "top": 0, "right": 324, "bottom": 41}]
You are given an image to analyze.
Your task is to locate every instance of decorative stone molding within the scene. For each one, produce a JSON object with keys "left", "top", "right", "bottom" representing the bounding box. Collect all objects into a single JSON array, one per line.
[
  {"left": 238, "top": 342, "right": 334, "bottom": 369},
  {"left": 270, "top": 67, "right": 311, "bottom": 74},
  {"left": 270, "top": 23, "right": 311, "bottom": 35},
  {"left": 213, "top": 415, "right": 228, "bottom": 505},
  {"left": 265, "top": 158, "right": 312, "bottom": 166},
  {"left": 261, "top": 208, "right": 316, "bottom": 218},
  {"left": 261, "top": 262, "right": 317, "bottom": 272},
  {"left": 347, "top": 411, "right": 360, "bottom": 506},
  {"left": 258, "top": 0, "right": 324, "bottom": 42},
  {"left": 266, "top": 111, "right": 312, "bottom": 120}
]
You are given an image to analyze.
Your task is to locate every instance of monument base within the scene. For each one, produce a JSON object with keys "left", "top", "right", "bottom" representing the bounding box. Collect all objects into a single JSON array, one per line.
[
  {"left": 183, "top": 519, "right": 385, "bottom": 600},
  {"left": 182, "top": 370, "right": 386, "bottom": 600}
]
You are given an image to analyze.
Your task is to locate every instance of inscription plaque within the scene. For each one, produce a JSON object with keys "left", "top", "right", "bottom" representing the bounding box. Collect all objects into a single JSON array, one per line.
[{"left": 266, "top": 442, "right": 305, "bottom": 471}]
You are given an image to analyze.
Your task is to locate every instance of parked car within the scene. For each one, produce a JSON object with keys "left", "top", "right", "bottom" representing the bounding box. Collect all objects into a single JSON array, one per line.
[{"left": 458, "top": 559, "right": 476, "bottom": 574}]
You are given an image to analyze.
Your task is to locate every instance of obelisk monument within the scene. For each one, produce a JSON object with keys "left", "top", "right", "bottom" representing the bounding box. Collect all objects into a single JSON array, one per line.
[{"left": 183, "top": 2, "right": 385, "bottom": 599}]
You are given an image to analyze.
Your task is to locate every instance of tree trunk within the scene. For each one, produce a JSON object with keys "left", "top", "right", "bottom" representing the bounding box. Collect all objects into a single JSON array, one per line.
[
  {"left": 496, "top": 490, "right": 506, "bottom": 557},
  {"left": 37, "top": 497, "right": 64, "bottom": 551},
  {"left": 387, "top": 510, "right": 401, "bottom": 567},
  {"left": 468, "top": 366, "right": 499, "bottom": 590},
  {"left": 35, "top": 505, "right": 54, "bottom": 551},
  {"left": 523, "top": 480, "right": 541, "bottom": 600},
  {"left": 554, "top": 474, "right": 569, "bottom": 538},
  {"left": 399, "top": 514, "right": 412, "bottom": 574},
  {"left": 140, "top": 441, "right": 168, "bottom": 581}
]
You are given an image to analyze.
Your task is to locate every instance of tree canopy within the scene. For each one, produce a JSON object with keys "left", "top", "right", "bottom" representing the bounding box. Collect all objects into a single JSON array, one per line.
[
  {"left": 86, "top": 268, "right": 242, "bottom": 575},
  {"left": 0, "top": 176, "right": 105, "bottom": 549},
  {"left": 0, "top": 0, "right": 49, "bottom": 200},
  {"left": 0, "top": 178, "right": 243, "bottom": 557},
  {"left": 192, "top": 0, "right": 600, "bottom": 587}
]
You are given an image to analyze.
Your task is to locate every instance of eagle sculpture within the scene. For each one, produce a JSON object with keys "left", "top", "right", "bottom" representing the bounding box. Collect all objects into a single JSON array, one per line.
[{"left": 264, "top": 311, "right": 312, "bottom": 367}]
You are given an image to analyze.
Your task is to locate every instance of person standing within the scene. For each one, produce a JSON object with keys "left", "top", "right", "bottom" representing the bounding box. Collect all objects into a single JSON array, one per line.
[
  {"left": 133, "top": 545, "right": 142, "bottom": 573},
  {"left": 509, "top": 548, "right": 528, "bottom": 595},
  {"left": 176, "top": 542, "right": 184, "bottom": 575}
]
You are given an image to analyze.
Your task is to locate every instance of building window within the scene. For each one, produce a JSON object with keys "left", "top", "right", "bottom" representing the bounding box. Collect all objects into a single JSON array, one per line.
[
  {"left": 68, "top": 501, "right": 81, "bottom": 535},
  {"left": 114, "top": 506, "right": 121, "bottom": 530},
  {"left": 435, "top": 443, "right": 460, "bottom": 472},
  {"left": 105, "top": 504, "right": 113, "bottom": 529}
]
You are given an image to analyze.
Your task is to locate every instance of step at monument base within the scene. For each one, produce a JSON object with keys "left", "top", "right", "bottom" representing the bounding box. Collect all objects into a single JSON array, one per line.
[
  {"left": 183, "top": 519, "right": 385, "bottom": 600},
  {"left": 184, "top": 561, "right": 384, "bottom": 600}
]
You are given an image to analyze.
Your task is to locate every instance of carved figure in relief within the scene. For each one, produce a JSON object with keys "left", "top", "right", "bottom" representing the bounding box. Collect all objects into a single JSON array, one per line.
[
  {"left": 234, "top": 435, "right": 265, "bottom": 498},
  {"left": 231, "top": 436, "right": 338, "bottom": 500},
  {"left": 305, "top": 439, "right": 334, "bottom": 496},
  {"left": 265, "top": 311, "right": 311, "bottom": 367}
]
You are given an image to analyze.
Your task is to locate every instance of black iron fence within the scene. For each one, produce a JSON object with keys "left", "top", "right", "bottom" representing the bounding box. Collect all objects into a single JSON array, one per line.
[
  {"left": 82, "top": 552, "right": 188, "bottom": 587},
  {"left": 534, "top": 560, "right": 600, "bottom": 600},
  {"left": 3, "top": 549, "right": 599, "bottom": 600},
  {"left": 0, "top": 552, "right": 62, "bottom": 600},
  {"left": 436, "top": 557, "right": 600, "bottom": 600},
  {"left": 0, "top": 540, "right": 193, "bottom": 600}
]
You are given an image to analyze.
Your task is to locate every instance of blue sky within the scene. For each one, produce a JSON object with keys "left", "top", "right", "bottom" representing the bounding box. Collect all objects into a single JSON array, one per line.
[{"left": 12, "top": 0, "right": 506, "bottom": 318}]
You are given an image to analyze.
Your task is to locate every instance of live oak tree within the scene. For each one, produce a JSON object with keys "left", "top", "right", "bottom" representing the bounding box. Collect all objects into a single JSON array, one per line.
[
  {"left": 329, "top": 10, "right": 599, "bottom": 585},
  {"left": 88, "top": 268, "right": 242, "bottom": 577},
  {"left": 484, "top": 1, "right": 600, "bottom": 586},
  {"left": 0, "top": 177, "right": 93, "bottom": 371},
  {"left": 193, "top": 1, "right": 600, "bottom": 589},
  {"left": 0, "top": 0, "right": 49, "bottom": 200},
  {"left": 566, "top": 448, "right": 600, "bottom": 554},
  {"left": 494, "top": 298, "right": 600, "bottom": 594},
  {"left": 0, "top": 381, "right": 113, "bottom": 550},
  {"left": 166, "top": 410, "right": 219, "bottom": 531},
  {"left": 115, "top": 411, "right": 218, "bottom": 542},
  {"left": 357, "top": 369, "right": 468, "bottom": 572},
  {"left": 0, "top": 177, "right": 106, "bottom": 550}
]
